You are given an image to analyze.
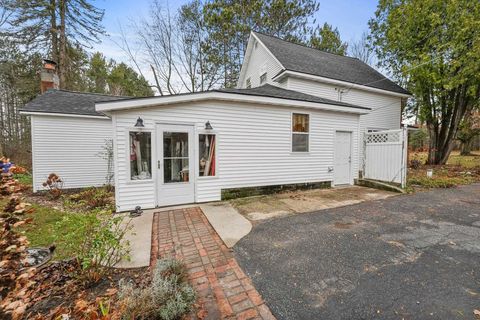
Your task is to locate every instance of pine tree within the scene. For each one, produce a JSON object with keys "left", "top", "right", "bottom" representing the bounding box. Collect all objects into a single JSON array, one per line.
[
  {"left": 309, "top": 23, "right": 348, "bottom": 55},
  {"left": 4, "top": 0, "right": 105, "bottom": 89}
]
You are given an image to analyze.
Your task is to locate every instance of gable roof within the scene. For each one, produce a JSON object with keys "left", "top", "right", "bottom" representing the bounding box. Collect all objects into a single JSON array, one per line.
[
  {"left": 252, "top": 32, "right": 410, "bottom": 95},
  {"left": 20, "top": 89, "right": 129, "bottom": 117}
]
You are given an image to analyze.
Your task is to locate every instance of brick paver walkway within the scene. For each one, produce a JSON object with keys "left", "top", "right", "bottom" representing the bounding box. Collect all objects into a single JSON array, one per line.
[{"left": 151, "top": 207, "right": 275, "bottom": 320}]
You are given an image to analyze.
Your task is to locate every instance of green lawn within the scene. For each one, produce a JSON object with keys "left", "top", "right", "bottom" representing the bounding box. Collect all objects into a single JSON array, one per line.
[
  {"left": 410, "top": 151, "right": 480, "bottom": 168},
  {"left": 447, "top": 152, "right": 480, "bottom": 168},
  {"left": 1, "top": 196, "right": 81, "bottom": 260},
  {"left": 407, "top": 151, "right": 480, "bottom": 190}
]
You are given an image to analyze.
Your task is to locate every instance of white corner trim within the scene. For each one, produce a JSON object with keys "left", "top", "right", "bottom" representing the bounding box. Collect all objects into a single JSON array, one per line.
[
  {"left": 19, "top": 111, "right": 110, "bottom": 119},
  {"left": 30, "top": 116, "right": 37, "bottom": 193},
  {"left": 237, "top": 36, "right": 255, "bottom": 88},
  {"left": 273, "top": 70, "right": 412, "bottom": 98},
  {"left": 95, "top": 92, "right": 370, "bottom": 115}
]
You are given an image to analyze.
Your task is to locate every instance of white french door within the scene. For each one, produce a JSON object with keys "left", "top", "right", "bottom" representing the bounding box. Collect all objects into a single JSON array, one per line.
[{"left": 156, "top": 124, "right": 195, "bottom": 207}]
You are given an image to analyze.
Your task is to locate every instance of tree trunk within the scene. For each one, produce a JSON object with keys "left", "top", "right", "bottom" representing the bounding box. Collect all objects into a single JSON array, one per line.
[
  {"left": 58, "top": 0, "right": 67, "bottom": 89},
  {"left": 49, "top": 0, "right": 58, "bottom": 63},
  {"left": 460, "top": 139, "right": 472, "bottom": 156}
]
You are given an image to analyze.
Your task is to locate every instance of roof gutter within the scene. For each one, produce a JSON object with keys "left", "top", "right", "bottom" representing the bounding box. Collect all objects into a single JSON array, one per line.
[
  {"left": 19, "top": 110, "right": 110, "bottom": 119},
  {"left": 96, "top": 91, "right": 370, "bottom": 115},
  {"left": 272, "top": 70, "right": 412, "bottom": 98}
]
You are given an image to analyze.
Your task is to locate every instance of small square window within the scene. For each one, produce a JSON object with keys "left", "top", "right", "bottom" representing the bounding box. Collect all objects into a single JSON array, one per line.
[
  {"left": 199, "top": 134, "right": 216, "bottom": 177},
  {"left": 260, "top": 72, "right": 267, "bottom": 84},
  {"left": 292, "top": 113, "right": 309, "bottom": 152},
  {"left": 130, "top": 131, "right": 152, "bottom": 180},
  {"left": 246, "top": 78, "right": 251, "bottom": 89}
]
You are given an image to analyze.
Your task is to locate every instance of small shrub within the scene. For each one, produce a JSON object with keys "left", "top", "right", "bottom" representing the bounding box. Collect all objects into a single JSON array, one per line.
[
  {"left": 409, "top": 159, "right": 421, "bottom": 169},
  {"left": 67, "top": 187, "right": 115, "bottom": 212},
  {"left": 42, "top": 173, "right": 64, "bottom": 199},
  {"left": 118, "top": 258, "right": 195, "bottom": 320},
  {"left": 97, "top": 139, "right": 114, "bottom": 187},
  {"left": 54, "top": 210, "right": 131, "bottom": 282}
]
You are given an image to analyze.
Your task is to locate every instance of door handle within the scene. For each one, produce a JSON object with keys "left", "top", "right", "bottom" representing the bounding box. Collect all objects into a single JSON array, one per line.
[{"left": 158, "top": 160, "right": 161, "bottom": 169}]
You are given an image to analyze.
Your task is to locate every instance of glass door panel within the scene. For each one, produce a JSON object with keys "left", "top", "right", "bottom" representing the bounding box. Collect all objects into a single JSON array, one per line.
[{"left": 163, "top": 132, "right": 189, "bottom": 183}]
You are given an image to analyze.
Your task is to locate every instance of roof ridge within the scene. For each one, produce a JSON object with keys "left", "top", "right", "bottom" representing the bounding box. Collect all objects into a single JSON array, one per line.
[
  {"left": 52, "top": 89, "right": 131, "bottom": 98},
  {"left": 251, "top": 31, "right": 410, "bottom": 95},
  {"left": 252, "top": 30, "right": 360, "bottom": 61},
  {"left": 220, "top": 83, "right": 367, "bottom": 109}
]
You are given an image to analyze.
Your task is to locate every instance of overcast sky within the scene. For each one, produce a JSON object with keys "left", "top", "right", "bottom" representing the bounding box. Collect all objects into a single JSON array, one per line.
[{"left": 91, "top": 0, "right": 379, "bottom": 84}]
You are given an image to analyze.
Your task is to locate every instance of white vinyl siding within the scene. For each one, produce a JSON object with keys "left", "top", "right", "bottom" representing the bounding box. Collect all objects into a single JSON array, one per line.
[
  {"left": 239, "top": 40, "right": 283, "bottom": 89},
  {"left": 285, "top": 77, "right": 402, "bottom": 168},
  {"left": 285, "top": 77, "right": 401, "bottom": 129},
  {"left": 113, "top": 101, "right": 360, "bottom": 212},
  {"left": 30, "top": 115, "right": 112, "bottom": 192}
]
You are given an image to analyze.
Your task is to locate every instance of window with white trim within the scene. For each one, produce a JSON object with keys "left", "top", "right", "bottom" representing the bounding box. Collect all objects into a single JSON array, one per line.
[
  {"left": 260, "top": 72, "right": 267, "bottom": 84},
  {"left": 129, "top": 131, "right": 152, "bottom": 180},
  {"left": 199, "top": 134, "right": 216, "bottom": 177},
  {"left": 292, "top": 113, "right": 309, "bottom": 152}
]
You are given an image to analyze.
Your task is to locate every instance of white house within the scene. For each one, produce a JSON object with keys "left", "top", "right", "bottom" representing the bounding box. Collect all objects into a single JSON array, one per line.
[{"left": 21, "top": 32, "right": 410, "bottom": 212}]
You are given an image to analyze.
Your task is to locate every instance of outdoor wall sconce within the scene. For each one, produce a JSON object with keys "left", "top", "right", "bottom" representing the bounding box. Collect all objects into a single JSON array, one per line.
[
  {"left": 135, "top": 117, "right": 144, "bottom": 127},
  {"left": 205, "top": 121, "right": 213, "bottom": 130}
]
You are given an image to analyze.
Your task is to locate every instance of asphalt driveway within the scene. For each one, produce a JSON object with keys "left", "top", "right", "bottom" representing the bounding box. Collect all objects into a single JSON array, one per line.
[{"left": 234, "top": 184, "right": 480, "bottom": 319}]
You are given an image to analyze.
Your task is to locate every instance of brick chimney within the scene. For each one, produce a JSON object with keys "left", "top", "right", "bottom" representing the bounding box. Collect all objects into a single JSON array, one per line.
[{"left": 40, "top": 59, "right": 59, "bottom": 93}]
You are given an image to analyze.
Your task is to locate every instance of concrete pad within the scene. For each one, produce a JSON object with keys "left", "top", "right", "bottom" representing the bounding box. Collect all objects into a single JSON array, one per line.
[
  {"left": 200, "top": 202, "right": 252, "bottom": 248},
  {"left": 247, "top": 210, "right": 293, "bottom": 221},
  {"left": 115, "top": 210, "right": 153, "bottom": 269},
  {"left": 231, "top": 186, "right": 397, "bottom": 221}
]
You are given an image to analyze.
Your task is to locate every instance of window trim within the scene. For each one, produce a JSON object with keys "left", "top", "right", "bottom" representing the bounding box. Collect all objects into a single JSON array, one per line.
[
  {"left": 259, "top": 72, "right": 267, "bottom": 84},
  {"left": 291, "top": 112, "right": 310, "bottom": 153},
  {"left": 127, "top": 128, "right": 154, "bottom": 184},
  {"left": 196, "top": 130, "right": 219, "bottom": 180}
]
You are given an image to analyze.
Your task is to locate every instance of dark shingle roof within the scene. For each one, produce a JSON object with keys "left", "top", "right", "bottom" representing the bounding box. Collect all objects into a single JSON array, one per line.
[
  {"left": 23, "top": 85, "right": 368, "bottom": 116},
  {"left": 20, "top": 89, "right": 129, "bottom": 116},
  {"left": 220, "top": 84, "right": 369, "bottom": 110},
  {"left": 253, "top": 32, "right": 410, "bottom": 95}
]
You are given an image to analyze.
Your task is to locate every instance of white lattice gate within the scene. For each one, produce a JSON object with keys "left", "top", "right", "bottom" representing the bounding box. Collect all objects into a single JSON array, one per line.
[{"left": 363, "top": 128, "right": 408, "bottom": 188}]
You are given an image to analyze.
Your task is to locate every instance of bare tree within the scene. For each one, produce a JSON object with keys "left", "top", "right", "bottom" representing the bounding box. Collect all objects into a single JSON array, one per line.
[
  {"left": 349, "top": 31, "right": 375, "bottom": 66},
  {"left": 116, "top": 0, "right": 222, "bottom": 95}
]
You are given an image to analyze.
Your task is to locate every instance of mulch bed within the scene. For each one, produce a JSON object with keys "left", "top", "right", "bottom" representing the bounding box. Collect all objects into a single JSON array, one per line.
[{"left": 0, "top": 174, "right": 144, "bottom": 320}]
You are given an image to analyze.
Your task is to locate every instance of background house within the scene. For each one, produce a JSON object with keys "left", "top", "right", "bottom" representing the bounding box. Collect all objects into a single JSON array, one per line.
[{"left": 238, "top": 32, "right": 411, "bottom": 167}]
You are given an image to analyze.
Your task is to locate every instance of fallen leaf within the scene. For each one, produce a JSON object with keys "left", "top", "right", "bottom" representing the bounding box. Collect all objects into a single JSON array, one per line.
[
  {"left": 105, "top": 288, "right": 118, "bottom": 296},
  {"left": 5, "top": 245, "right": 17, "bottom": 252},
  {"left": 13, "top": 221, "right": 26, "bottom": 228},
  {"left": 5, "top": 300, "right": 24, "bottom": 311},
  {"left": 11, "top": 305, "right": 26, "bottom": 320},
  {"left": 75, "top": 299, "right": 89, "bottom": 311}
]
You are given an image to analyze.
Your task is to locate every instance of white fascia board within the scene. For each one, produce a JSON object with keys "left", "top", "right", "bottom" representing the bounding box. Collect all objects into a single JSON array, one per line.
[
  {"left": 237, "top": 32, "right": 286, "bottom": 87},
  {"left": 96, "top": 92, "right": 370, "bottom": 115},
  {"left": 237, "top": 36, "right": 255, "bottom": 88},
  {"left": 19, "top": 111, "right": 110, "bottom": 119},
  {"left": 251, "top": 32, "right": 285, "bottom": 73},
  {"left": 273, "top": 70, "right": 412, "bottom": 99}
]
